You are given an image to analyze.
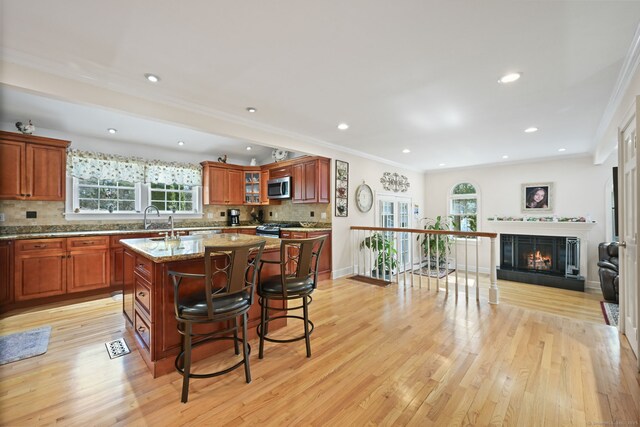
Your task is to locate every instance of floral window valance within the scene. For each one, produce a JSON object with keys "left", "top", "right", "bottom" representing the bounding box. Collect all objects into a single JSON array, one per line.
[{"left": 67, "top": 150, "right": 202, "bottom": 186}]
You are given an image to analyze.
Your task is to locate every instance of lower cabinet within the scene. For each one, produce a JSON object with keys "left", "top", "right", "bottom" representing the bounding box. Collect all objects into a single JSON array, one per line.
[
  {"left": 222, "top": 227, "right": 257, "bottom": 235},
  {"left": 66, "top": 236, "right": 109, "bottom": 293},
  {"left": 279, "top": 230, "right": 332, "bottom": 280},
  {"left": 14, "top": 238, "right": 67, "bottom": 301},
  {"left": 0, "top": 241, "right": 14, "bottom": 306},
  {"left": 13, "top": 236, "right": 110, "bottom": 303}
]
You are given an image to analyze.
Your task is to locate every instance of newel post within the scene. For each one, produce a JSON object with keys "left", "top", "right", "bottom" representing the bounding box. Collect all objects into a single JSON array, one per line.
[{"left": 489, "top": 236, "right": 499, "bottom": 304}]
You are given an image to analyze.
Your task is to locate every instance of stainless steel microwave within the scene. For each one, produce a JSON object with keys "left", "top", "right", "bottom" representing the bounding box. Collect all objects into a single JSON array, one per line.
[{"left": 267, "top": 176, "right": 291, "bottom": 199}]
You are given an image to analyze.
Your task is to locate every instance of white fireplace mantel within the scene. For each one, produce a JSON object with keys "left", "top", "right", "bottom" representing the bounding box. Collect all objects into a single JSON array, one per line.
[{"left": 487, "top": 220, "right": 597, "bottom": 282}]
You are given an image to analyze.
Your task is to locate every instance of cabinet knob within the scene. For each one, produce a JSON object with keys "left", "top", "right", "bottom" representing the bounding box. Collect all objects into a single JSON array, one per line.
[
  {"left": 34, "top": 244, "right": 47, "bottom": 248},
  {"left": 82, "top": 241, "right": 94, "bottom": 245},
  {"left": 137, "top": 326, "right": 146, "bottom": 333},
  {"left": 138, "top": 291, "right": 146, "bottom": 297}
]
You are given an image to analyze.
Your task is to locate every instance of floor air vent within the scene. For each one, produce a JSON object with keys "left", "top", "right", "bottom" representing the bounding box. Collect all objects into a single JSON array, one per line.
[{"left": 105, "top": 338, "right": 131, "bottom": 359}]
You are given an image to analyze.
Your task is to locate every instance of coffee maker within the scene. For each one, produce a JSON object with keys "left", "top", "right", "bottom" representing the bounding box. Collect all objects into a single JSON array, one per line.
[{"left": 227, "top": 209, "right": 240, "bottom": 226}]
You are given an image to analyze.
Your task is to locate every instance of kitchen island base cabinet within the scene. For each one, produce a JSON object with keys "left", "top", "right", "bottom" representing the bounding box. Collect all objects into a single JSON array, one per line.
[
  {"left": 279, "top": 230, "right": 332, "bottom": 281},
  {"left": 122, "top": 241, "right": 286, "bottom": 378}
]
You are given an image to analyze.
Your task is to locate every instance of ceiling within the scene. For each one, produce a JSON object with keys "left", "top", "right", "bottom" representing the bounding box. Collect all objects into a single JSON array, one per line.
[{"left": 1, "top": 0, "right": 639, "bottom": 171}]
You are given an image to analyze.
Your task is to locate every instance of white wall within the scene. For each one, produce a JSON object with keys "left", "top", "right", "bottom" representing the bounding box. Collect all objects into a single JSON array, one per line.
[{"left": 424, "top": 155, "right": 617, "bottom": 288}]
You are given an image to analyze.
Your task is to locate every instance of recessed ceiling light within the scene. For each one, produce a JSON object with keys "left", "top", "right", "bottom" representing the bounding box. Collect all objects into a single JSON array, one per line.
[
  {"left": 502, "top": 155, "right": 509, "bottom": 159},
  {"left": 177, "top": 140, "right": 184, "bottom": 146},
  {"left": 144, "top": 73, "right": 160, "bottom": 83},
  {"left": 246, "top": 146, "right": 252, "bottom": 151},
  {"left": 246, "top": 107, "right": 256, "bottom": 113},
  {"left": 402, "top": 149, "right": 411, "bottom": 154},
  {"left": 524, "top": 127, "right": 538, "bottom": 133},
  {"left": 439, "top": 163, "right": 446, "bottom": 167},
  {"left": 498, "top": 72, "right": 521, "bottom": 84},
  {"left": 337, "top": 123, "right": 349, "bottom": 130},
  {"left": 558, "top": 148, "right": 566, "bottom": 152},
  {"left": 107, "top": 128, "right": 117, "bottom": 134}
]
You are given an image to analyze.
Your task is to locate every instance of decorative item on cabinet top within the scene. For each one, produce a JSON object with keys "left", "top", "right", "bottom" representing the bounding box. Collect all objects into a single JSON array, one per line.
[
  {"left": 380, "top": 172, "right": 410, "bottom": 192},
  {"left": 272, "top": 149, "right": 288, "bottom": 162},
  {"left": 15, "top": 120, "right": 35, "bottom": 135}
]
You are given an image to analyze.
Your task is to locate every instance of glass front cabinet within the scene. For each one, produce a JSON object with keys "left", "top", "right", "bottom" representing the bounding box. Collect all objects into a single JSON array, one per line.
[{"left": 244, "top": 171, "right": 261, "bottom": 204}]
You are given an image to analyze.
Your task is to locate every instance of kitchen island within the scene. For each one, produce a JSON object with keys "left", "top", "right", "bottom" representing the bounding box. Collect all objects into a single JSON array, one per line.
[{"left": 121, "top": 233, "right": 286, "bottom": 377}]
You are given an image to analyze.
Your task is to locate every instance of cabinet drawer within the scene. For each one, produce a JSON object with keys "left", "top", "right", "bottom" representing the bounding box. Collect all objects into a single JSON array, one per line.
[
  {"left": 134, "top": 255, "right": 153, "bottom": 281},
  {"left": 134, "top": 274, "right": 152, "bottom": 315},
  {"left": 67, "top": 236, "right": 109, "bottom": 250},
  {"left": 15, "top": 238, "right": 65, "bottom": 254},
  {"left": 280, "top": 231, "right": 291, "bottom": 239},
  {"left": 134, "top": 308, "right": 152, "bottom": 351},
  {"left": 291, "top": 232, "right": 307, "bottom": 239}
]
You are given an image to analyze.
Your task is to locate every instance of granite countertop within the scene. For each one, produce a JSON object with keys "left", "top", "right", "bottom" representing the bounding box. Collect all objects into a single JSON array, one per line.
[
  {"left": 0, "top": 225, "right": 260, "bottom": 241},
  {"left": 285, "top": 227, "right": 332, "bottom": 232},
  {"left": 120, "top": 234, "right": 281, "bottom": 263}
]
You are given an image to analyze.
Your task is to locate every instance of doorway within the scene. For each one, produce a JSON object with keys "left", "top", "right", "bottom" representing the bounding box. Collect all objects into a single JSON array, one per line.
[
  {"left": 376, "top": 193, "right": 412, "bottom": 272},
  {"left": 619, "top": 100, "right": 639, "bottom": 365}
]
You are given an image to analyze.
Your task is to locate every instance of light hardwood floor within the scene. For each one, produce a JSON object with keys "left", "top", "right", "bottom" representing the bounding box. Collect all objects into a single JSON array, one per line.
[{"left": 1, "top": 276, "right": 638, "bottom": 426}]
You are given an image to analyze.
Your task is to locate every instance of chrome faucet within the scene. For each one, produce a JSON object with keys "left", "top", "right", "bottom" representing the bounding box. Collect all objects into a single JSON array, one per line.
[
  {"left": 143, "top": 205, "right": 160, "bottom": 229},
  {"left": 168, "top": 215, "right": 175, "bottom": 239}
]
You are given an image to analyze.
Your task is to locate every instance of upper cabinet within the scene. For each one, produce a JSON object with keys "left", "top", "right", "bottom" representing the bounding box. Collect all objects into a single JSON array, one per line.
[
  {"left": 201, "top": 162, "right": 244, "bottom": 205},
  {"left": 0, "top": 131, "right": 70, "bottom": 201},
  {"left": 292, "top": 157, "right": 330, "bottom": 204},
  {"left": 202, "top": 155, "right": 330, "bottom": 206}
]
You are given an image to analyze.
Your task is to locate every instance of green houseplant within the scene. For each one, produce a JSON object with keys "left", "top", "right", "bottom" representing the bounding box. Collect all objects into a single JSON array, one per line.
[
  {"left": 417, "top": 216, "right": 454, "bottom": 269},
  {"left": 360, "top": 232, "right": 398, "bottom": 279}
]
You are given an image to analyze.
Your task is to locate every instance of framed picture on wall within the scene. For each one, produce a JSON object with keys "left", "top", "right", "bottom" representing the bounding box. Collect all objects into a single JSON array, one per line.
[
  {"left": 335, "top": 160, "right": 349, "bottom": 217},
  {"left": 521, "top": 182, "right": 553, "bottom": 212}
]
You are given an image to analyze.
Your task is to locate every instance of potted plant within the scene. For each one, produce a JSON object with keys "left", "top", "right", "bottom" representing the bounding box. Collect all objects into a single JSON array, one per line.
[
  {"left": 360, "top": 232, "right": 398, "bottom": 280},
  {"left": 417, "top": 216, "right": 454, "bottom": 270}
]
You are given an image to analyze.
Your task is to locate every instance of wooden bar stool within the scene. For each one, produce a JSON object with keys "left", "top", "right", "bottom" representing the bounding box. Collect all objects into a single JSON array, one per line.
[
  {"left": 168, "top": 240, "right": 265, "bottom": 403},
  {"left": 257, "top": 235, "right": 326, "bottom": 358}
]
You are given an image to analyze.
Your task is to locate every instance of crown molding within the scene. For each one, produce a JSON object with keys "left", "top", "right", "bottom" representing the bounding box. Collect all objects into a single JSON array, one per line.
[{"left": 593, "top": 23, "right": 640, "bottom": 163}]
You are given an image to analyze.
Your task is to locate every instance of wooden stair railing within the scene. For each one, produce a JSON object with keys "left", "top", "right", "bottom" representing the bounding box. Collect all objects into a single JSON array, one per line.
[{"left": 351, "top": 226, "right": 499, "bottom": 304}]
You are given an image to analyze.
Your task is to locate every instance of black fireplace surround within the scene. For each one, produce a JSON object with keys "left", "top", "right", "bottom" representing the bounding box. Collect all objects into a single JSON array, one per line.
[{"left": 497, "top": 233, "right": 584, "bottom": 291}]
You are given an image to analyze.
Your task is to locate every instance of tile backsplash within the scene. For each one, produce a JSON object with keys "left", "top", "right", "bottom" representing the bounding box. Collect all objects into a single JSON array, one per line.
[{"left": 0, "top": 200, "right": 331, "bottom": 230}]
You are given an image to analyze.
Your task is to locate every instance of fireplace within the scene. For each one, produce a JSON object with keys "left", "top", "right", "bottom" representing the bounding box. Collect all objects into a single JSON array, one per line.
[{"left": 497, "top": 234, "right": 584, "bottom": 291}]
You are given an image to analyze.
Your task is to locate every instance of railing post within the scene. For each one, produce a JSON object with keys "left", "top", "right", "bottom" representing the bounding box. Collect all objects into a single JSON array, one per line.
[{"left": 489, "top": 236, "right": 499, "bottom": 304}]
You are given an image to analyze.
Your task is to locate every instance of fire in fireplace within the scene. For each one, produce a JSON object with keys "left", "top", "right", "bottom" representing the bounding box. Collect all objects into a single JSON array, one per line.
[{"left": 527, "top": 250, "right": 552, "bottom": 270}]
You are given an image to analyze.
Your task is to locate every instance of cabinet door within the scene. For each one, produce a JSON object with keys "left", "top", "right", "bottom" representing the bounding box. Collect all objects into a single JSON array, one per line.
[
  {"left": 0, "top": 140, "right": 26, "bottom": 199},
  {"left": 15, "top": 254, "right": 66, "bottom": 301},
  {"left": 303, "top": 160, "right": 317, "bottom": 202},
  {"left": 123, "top": 249, "right": 135, "bottom": 324},
  {"left": 227, "top": 169, "right": 244, "bottom": 205},
  {"left": 207, "top": 166, "right": 227, "bottom": 204},
  {"left": 0, "top": 241, "right": 14, "bottom": 305},
  {"left": 308, "top": 231, "right": 332, "bottom": 277},
  {"left": 111, "top": 247, "right": 125, "bottom": 287},
  {"left": 67, "top": 249, "right": 109, "bottom": 293},
  {"left": 317, "top": 158, "right": 330, "bottom": 203},
  {"left": 260, "top": 170, "right": 270, "bottom": 204},
  {"left": 25, "top": 143, "right": 66, "bottom": 200},
  {"left": 292, "top": 163, "right": 304, "bottom": 202}
]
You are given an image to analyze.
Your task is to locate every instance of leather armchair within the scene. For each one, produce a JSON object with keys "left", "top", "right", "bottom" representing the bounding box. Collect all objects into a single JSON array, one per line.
[{"left": 598, "top": 242, "right": 619, "bottom": 303}]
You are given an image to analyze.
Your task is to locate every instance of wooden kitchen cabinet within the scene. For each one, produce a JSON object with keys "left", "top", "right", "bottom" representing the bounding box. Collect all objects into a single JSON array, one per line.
[
  {"left": 14, "top": 238, "right": 67, "bottom": 301},
  {"left": 0, "top": 131, "right": 70, "bottom": 201},
  {"left": 201, "top": 162, "right": 244, "bottom": 205},
  {"left": 0, "top": 241, "right": 14, "bottom": 306},
  {"left": 14, "top": 236, "right": 112, "bottom": 303},
  {"left": 110, "top": 233, "right": 153, "bottom": 287},
  {"left": 66, "top": 236, "right": 110, "bottom": 293},
  {"left": 279, "top": 230, "right": 331, "bottom": 280},
  {"left": 292, "top": 157, "right": 330, "bottom": 204}
]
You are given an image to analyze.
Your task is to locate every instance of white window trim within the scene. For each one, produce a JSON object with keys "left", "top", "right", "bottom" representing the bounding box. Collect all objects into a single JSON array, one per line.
[
  {"left": 64, "top": 177, "right": 204, "bottom": 221},
  {"left": 447, "top": 181, "right": 480, "bottom": 243}
]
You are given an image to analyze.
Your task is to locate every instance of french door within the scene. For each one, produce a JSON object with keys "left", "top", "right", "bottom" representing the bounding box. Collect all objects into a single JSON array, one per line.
[
  {"left": 619, "top": 101, "right": 639, "bottom": 365},
  {"left": 376, "top": 194, "right": 412, "bottom": 272}
]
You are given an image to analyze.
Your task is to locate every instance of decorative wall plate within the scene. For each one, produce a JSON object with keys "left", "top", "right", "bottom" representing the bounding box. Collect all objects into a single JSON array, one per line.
[{"left": 272, "top": 149, "right": 289, "bottom": 162}]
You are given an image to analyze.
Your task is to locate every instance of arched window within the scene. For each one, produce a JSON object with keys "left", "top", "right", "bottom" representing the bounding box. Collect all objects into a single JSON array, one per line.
[{"left": 449, "top": 182, "right": 478, "bottom": 232}]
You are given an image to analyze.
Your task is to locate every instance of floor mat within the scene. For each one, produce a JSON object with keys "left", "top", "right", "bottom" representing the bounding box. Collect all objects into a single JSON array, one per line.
[
  {"left": 0, "top": 325, "right": 51, "bottom": 365},
  {"left": 600, "top": 301, "right": 619, "bottom": 327}
]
